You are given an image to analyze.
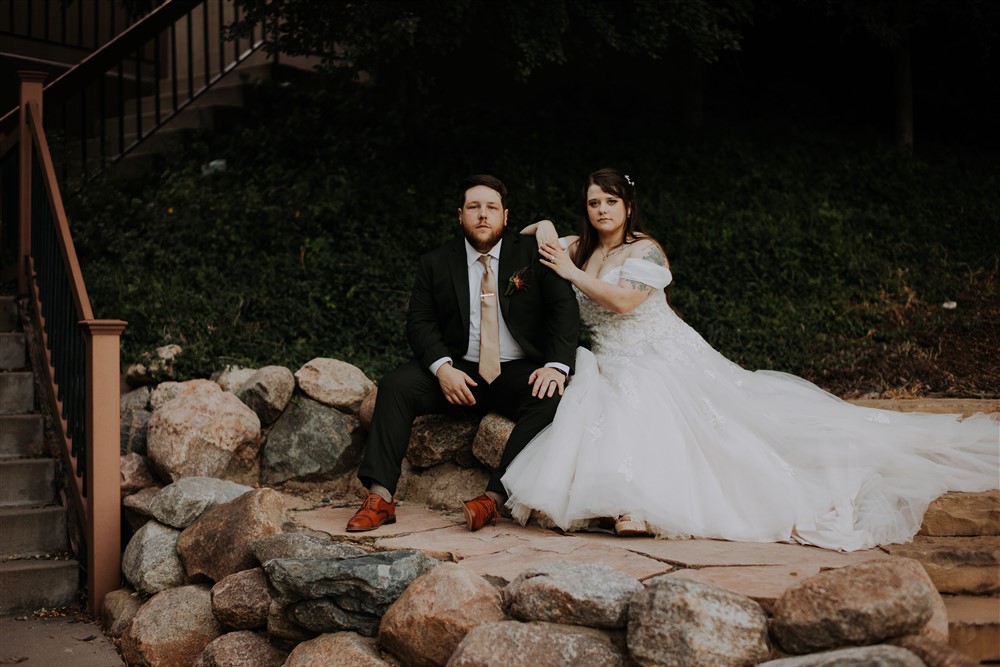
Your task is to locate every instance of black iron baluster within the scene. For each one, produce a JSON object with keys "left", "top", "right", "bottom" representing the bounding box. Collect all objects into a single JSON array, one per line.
[
  {"left": 117, "top": 61, "right": 125, "bottom": 156},
  {"left": 154, "top": 31, "right": 161, "bottom": 126},
  {"left": 99, "top": 72, "right": 107, "bottom": 162},
  {"left": 186, "top": 11, "right": 194, "bottom": 100},
  {"left": 135, "top": 47, "right": 142, "bottom": 143},
  {"left": 79, "top": 88, "right": 88, "bottom": 175},
  {"left": 202, "top": 0, "right": 210, "bottom": 88},
  {"left": 218, "top": 0, "right": 224, "bottom": 77},
  {"left": 170, "top": 21, "right": 178, "bottom": 112}
]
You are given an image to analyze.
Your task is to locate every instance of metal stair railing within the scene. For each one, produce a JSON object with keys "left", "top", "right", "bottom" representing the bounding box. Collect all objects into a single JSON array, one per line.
[
  {"left": 1, "top": 0, "right": 165, "bottom": 57},
  {"left": 1, "top": 73, "right": 125, "bottom": 617},
  {"left": 0, "top": 0, "right": 267, "bottom": 182}
]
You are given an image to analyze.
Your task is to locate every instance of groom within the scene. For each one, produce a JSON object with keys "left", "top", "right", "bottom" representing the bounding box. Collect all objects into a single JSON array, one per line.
[{"left": 348, "top": 174, "right": 580, "bottom": 532}]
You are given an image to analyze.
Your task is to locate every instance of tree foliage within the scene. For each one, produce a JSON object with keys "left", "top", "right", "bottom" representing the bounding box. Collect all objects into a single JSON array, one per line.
[{"left": 228, "top": 0, "right": 753, "bottom": 82}]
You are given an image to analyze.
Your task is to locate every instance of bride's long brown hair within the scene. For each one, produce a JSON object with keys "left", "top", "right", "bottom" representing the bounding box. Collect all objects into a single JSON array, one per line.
[
  {"left": 574, "top": 168, "right": 677, "bottom": 310},
  {"left": 572, "top": 168, "right": 651, "bottom": 269}
]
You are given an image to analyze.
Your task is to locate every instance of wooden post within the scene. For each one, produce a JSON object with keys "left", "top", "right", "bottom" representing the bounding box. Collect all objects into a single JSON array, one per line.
[
  {"left": 81, "top": 319, "right": 127, "bottom": 617},
  {"left": 17, "top": 71, "right": 47, "bottom": 295}
]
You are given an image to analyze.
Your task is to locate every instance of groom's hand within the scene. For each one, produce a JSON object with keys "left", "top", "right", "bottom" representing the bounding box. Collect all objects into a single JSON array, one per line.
[
  {"left": 436, "top": 363, "right": 478, "bottom": 406},
  {"left": 529, "top": 367, "right": 566, "bottom": 399}
]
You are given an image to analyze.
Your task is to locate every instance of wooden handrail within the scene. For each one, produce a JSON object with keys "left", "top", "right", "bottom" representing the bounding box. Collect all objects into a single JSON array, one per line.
[
  {"left": 14, "top": 75, "right": 126, "bottom": 617},
  {"left": 25, "top": 100, "right": 94, "bottom": 321},
  {"left": 0, "top": 0, "right": 202, "bottom": 137}
]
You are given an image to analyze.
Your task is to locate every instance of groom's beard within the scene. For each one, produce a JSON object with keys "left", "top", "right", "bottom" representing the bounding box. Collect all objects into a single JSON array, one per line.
[{"left": 464, "top": 226, "right": 505, "bottom": 254}]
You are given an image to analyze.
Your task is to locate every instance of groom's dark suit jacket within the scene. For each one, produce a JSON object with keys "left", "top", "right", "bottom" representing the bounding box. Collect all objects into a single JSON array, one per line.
[{"left": 405, "top": 229, "right": 579, "bottom": 374}]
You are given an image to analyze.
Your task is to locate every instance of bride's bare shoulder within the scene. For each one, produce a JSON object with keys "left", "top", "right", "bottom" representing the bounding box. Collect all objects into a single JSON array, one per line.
[{"left": 627, "top": 237, "right": 669, "bottom": 267}]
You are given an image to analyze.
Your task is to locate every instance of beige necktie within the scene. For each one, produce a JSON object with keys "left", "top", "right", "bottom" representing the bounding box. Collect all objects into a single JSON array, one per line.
[{"left": 478, "top": 254, "right": 501, "bottom": 383}]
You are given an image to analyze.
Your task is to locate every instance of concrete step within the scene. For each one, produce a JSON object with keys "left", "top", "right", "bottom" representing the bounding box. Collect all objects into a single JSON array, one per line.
[
  {"left": 0, "top": 459, "right": 56, "bottom": 507},
  {"left": 0, "top": 372, "right": 34, "bottom": 415},
  {"left": 0, "top": 332, "right": 26, "bottom": 369},
  {"left": 0, "top": 296, "right": 19, "bottom": 332},
  {"left": 0, "top": 506, "right": 68, "bottom": 558},
  {"left": 0, "top": 559, "right": 80, "bottom": 615},
  {"left": 942, "top": 595, "right": 1000, "bottom": 663},
  {"left": 0, "top": 414, "right": 44, "bottom": 460},
  {"left": 921, "top": 490, "right": 1000, "bottom": 537}
]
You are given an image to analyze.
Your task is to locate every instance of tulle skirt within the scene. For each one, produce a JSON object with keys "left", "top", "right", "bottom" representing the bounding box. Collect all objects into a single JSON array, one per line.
[{"left": 503, "top": 344, "right": 999, "bottom": 551}]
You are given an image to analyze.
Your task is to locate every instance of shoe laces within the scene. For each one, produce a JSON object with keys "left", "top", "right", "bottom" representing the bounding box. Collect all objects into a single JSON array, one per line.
[{"left": 363, "top": 494, "right": 383, "bottom": 510}]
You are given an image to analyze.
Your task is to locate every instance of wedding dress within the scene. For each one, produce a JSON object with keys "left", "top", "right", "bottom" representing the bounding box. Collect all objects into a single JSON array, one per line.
[{"left": 502, "top": 257, "right": 999, "bottom": 551}]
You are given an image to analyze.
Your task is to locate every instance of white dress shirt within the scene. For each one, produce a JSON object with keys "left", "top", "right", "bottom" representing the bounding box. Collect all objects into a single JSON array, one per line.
[{"left": 429, "top": 239, "right": 569, "bottom": 377}]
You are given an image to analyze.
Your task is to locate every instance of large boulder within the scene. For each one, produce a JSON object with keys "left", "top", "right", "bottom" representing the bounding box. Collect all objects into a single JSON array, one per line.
[
  {"left": 265, "top": 550, "right": 438, "bottom": 637},
  {"left": 283, "top": 632, "right": 400, "bottom": 666},
  {"left": 211, "top": 568, "right": 272, "bottom": 630},
  {"left": 177, "top": 488, "right": 287, "bottom": 583},
  {"left": 260, "top": 395, "right": 366, "bottom": 485},
  {"left": 211, "top": 365, "right": 258, "bottom": 394},
  {"left": 121, "top": 452, "right": 159, "bottom": 497},
  {"left": 252, "top": 532, "right": 368, "bottom": 563},
  {"left": 120, "top": 585, "right": 222, "bottom": 667},
  {"left": 122, "top": 520, "right": 186, "bottom": 595},
  {"left": 757, "top": 645, "right": 925, "bottom": 666},
  {"left": 147, "top": 476, "right": 253, "bottom": 529},
  {"left": 101, "top": 587, "right": 144, "bottom": 639},
  {"left": 146, "top": 379, "right": 261, "bottom": 483},
  {"left": 447, "top": 621, "right": 628, "bottom": 667},
  {"left": 378, "top": 563, "right": 506, "bottom": 667},
  {"left": 295, "top": 358, "right": 375, "bottom": 414},
  {"left": 237, "top": 365, "right": 295, "bottom": 425},
  {"left": 471, "top": 413, "right": 514, "bottom": 469},
  {"left": 771, "top": 558, "right": 941, "bottom": 655},
  {"left": 123, "top": 486, "right": 161, "bottom": 533},
  {"left": 398, "top": 463, "right": 490, "bottom": 508},
  {"left": 405, "top": 414, "right": 480, "bottom": 468},
  {"left": 627, "top": 575, "right": 770, "bottom": 667},
  {"left": 504, "top": 560, "right": 643, "bottom": 629},
  {"left": 192, "top": 630, "right": 287, "bottom": 667}
]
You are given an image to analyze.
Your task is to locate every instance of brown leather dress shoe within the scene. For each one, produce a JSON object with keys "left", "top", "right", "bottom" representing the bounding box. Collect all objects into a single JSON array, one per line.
[
  {"left": 346, "top": 493, "right": 396, "bottom": 532},
  {"left": 462, "top": 493, "right": 498, "bottom": 531}
]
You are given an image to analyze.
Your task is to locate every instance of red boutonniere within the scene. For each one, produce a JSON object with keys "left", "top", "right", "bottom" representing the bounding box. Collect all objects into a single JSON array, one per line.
[{"left": 504, "top": 267, "right": 530, "bottom": 296}]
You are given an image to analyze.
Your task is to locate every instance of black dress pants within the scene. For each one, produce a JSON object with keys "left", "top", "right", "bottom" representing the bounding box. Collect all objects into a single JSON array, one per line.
[{"left": 357, "top": 357, "right": 562, "bottom": 497}]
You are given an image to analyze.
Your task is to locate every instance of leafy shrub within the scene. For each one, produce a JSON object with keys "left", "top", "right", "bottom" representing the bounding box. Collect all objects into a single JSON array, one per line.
[{"left": 65, "top": 72, "right": 998, "bottom": 395}]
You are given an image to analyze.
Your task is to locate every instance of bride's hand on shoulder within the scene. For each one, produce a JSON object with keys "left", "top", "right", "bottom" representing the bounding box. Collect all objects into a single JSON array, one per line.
[{"left": 539, "top": 240, "right": 579, "bottom": 281}]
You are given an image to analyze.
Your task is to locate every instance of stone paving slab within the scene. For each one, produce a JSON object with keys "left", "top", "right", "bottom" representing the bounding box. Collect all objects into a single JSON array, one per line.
[
  {"left": 371, "top": 519, "right": 570, "bottom": 560},
  {"left": 453, "top": 538, "right": 674, "bottom": 583},
  {"left": 568, "top": 531, "right": 895, "bottom": 569},
  {"left": 292, "top": 503, "right": 458, "bottom": 539}
]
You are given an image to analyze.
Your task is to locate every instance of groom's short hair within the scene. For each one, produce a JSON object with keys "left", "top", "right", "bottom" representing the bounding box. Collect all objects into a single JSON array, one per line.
[{"left": 458, "top": 174, "right": 507, "bottom": 208}]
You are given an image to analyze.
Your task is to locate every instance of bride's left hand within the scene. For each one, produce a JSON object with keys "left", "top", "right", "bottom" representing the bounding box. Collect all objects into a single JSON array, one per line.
[{"left": 539, "top": 241, "right": 576, "bottom": 280}]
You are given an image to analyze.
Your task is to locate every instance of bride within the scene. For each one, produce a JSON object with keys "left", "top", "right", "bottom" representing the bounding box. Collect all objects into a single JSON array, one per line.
[{"left": 501, "top": 167, "right": 998, "bottom": 552}]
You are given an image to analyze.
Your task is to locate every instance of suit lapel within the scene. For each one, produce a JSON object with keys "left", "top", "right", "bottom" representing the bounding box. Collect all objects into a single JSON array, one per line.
[
  {"left": 449, "top": 240, "right": 471, "bottom": 326},
  {"left": 497, "top": 231, "right": 520, "bottom": 317}
]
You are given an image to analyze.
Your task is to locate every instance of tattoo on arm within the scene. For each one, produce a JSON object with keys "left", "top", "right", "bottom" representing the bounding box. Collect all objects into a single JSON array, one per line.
[
  {"left": 624, "top": 278, "right": 654, "bottom": 293},
  {"left": 641, "top": 243, "right": 668, "bottom": 267}
]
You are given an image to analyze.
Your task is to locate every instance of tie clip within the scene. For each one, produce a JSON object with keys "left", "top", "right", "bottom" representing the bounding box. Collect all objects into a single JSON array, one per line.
[{"left": 480, "top": 292, "right": 495, "bottom": 300}]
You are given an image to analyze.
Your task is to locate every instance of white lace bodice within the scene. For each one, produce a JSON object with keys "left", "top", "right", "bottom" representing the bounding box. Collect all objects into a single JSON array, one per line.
[{"left": 576, "top": 259, "right": 710, "bottom": 362}]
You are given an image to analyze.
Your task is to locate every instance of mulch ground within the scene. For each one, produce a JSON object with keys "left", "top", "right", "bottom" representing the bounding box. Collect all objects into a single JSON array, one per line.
[{"left": 811, "top": 294, "right": 1000, "bottom": 400}]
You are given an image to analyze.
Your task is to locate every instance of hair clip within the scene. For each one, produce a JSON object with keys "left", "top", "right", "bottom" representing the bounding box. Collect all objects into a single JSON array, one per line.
[{"left": 625, "top": 174, "right": 634, "bottom": 187}]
